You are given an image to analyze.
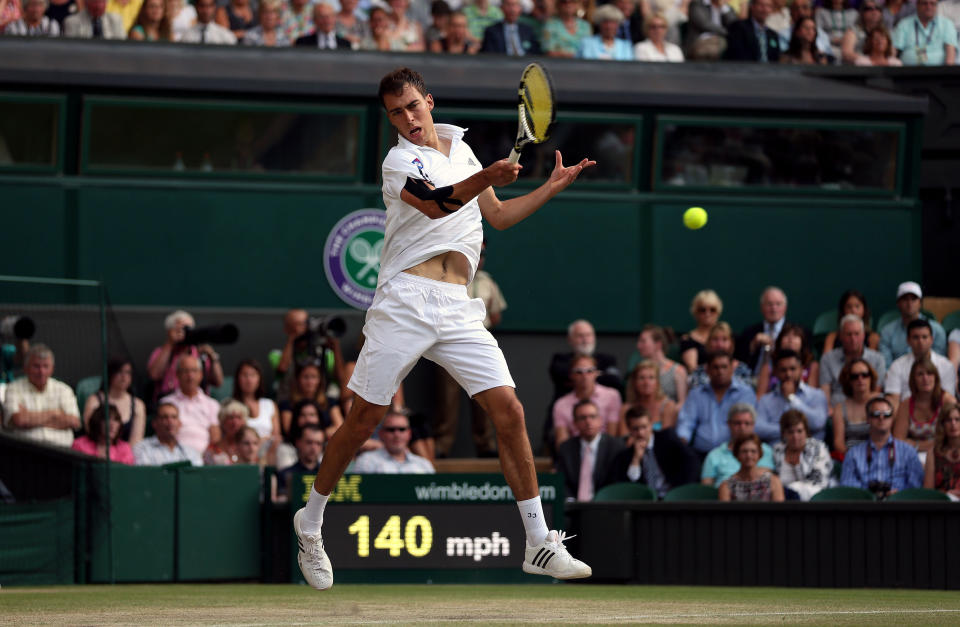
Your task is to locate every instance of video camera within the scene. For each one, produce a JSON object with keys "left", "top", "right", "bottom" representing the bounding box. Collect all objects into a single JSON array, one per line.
[
  {"left": 0, "top": 316, "right": 35, "bottom": 343},
  {"left": 181, "top": 324, "right": 239, "bottom": 346},
  {"left": 868, "top": 480, "right": 893, "bottom": 501},
  {"left": 294, "top": 315, "right": 346, "bottom": 368}
]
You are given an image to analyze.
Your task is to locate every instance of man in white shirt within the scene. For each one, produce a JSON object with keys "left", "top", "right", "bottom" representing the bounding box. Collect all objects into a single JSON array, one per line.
[
  {"left": 64, "top": 0, "right": 126, "bottom": 39},
  {"left": 351, "top": 412, "right": 434, "bottom": 473},
  {"left": 132, "top": 402, "right": 203, "bottom": 466},
  {"left": 884, "top": 319, "right": 957, "bottom": 409},
  {"left": 2, "top": 344, "right": 79, "bottom": 448},
  {"left": 293, "top": 67, "right": 596, "bottom": 590},
  {"left": 182, "top": 0, "right": 237, "bottom": 44}
]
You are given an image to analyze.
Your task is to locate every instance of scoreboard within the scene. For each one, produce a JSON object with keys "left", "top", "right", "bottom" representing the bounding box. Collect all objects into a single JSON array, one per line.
[{"left": 289, "top": 473, "right": 565, "bottom": 583}]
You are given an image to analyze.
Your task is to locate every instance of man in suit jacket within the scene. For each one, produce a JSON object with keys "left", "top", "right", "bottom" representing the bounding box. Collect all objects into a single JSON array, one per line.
[
  {"left": 481, "top": 0, "right": 541, "bottom": 55},
  {"left": 555, "top": 399, "right": 625, "bottom": 501},
  {"left": 722, "top": 0, "right": 781, "bottom": 61},
  {"left": 295, "top": 2, "right": 351, "bottom": 48},
  {"left": 736, "top": 286, "right": 810, "bottom": 370},
  {"left": 612, "top": 408, "right": 701, "bottom": 498},
  {"left": 63, "top": 0, "right": 126, "bottom": 39},
  {"left": 613, "top": 0, "right": 644, "bottom": 44}
]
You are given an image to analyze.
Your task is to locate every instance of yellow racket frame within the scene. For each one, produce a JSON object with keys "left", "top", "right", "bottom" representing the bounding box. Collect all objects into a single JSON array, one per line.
[{"left": 508, "top": 63, "right": 556, "bottom": 164}]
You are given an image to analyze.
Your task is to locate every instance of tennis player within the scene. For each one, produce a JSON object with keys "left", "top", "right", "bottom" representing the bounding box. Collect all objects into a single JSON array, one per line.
[{"left": 294, "top": 67, "right": 596, "bottom": 589}]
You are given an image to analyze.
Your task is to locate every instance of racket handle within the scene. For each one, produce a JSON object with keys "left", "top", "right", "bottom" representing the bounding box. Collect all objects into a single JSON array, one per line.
[{"left": 508, "top": 148, "right": 521, "bottom": 164}]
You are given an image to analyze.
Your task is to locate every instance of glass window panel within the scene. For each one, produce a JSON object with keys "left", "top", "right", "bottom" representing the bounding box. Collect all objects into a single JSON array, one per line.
[
  {"left": 85, "top": 101, "right": 362, "bottom": 177},
  {"left": 387, "top": 116, "right": 637, "bottom": 184},
  {"left": 0, "top": 100, "right": 59, "bottom": 168},
  {"left": 658, "top": 122, "right": 900, "bottom": 191}
]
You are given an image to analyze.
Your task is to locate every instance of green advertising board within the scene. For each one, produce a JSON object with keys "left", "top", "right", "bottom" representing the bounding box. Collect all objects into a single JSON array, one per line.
[{"left": 290, "top": 473, "right": 565, "bottom": 584}]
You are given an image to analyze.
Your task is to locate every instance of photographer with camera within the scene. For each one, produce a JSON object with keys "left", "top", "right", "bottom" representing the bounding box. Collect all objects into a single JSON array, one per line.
[
  {"left": 840, "top": 395, "right": 924, "bottom": 499},
  {"left": 271, "top": 308, "right": 347, "bottom": 407},
  {"left": 146, "top": 310, "right": 225, "bottom": 403},
  {"left": 273, "top": 309, "right": 309, "bottom": 402}
]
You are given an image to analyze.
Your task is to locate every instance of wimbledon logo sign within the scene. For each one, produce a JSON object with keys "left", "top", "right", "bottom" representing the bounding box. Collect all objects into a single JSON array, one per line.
[{"left": 323, "top": 209, "right": 386, "bottom": 310}]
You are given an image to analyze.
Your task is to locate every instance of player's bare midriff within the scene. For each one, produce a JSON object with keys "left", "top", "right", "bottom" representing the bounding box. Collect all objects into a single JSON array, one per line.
[{"left": 402, "top": 250, "right": 471, "bottom": 285}]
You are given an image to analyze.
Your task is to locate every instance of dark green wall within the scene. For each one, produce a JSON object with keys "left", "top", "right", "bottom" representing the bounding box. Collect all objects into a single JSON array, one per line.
[{"left": 1, "top": 178, "right": 919, "bottom": 333}]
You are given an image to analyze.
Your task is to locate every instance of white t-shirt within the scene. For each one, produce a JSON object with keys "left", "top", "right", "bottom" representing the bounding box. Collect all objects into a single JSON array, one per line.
[
  {"left": 634, "top": 39, "right": 685, "bottom": 62},
  {"left": 378, "top": 124, "right": 484, "bottom": 288},
  {"left": 247, "top": 397, "right": 276, "bottom": 439},
  {"left": 884, "top": 351, "right": 957, "bottom": 400}
]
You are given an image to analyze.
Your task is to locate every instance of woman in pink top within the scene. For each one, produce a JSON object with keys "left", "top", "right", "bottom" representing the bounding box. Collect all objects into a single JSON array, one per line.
[{"left": 71, "top": 404, "right": 135, "bottom": 464}]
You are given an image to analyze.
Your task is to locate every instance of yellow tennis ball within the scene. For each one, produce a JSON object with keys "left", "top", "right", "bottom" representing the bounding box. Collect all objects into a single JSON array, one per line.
[{"left": 683, "top": 207, "right": 708, "bottom": 230}]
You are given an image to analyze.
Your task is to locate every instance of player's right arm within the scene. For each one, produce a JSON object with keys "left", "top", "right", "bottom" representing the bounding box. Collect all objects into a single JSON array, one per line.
[{"left": 399, "top": 160, "right": 521, "bottom": 219}]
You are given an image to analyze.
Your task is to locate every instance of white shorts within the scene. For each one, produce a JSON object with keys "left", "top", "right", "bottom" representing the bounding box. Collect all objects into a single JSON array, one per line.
[{"left": 347, "top": 272, "right": 515, "bottom": 406}]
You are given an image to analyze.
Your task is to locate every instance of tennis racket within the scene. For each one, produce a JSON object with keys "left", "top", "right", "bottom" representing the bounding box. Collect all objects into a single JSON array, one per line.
[{"left": 507, "top": 62, "right": 556, "bottom": 164}]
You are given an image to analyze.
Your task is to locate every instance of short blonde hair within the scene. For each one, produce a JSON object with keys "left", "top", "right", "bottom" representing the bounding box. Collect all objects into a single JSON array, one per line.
[
  {"left": 690, "top": 289, "right": 723, "bottom": 317},
  {"left": 593, "top": 3, "right": 623, "bottom": 24},
  {"left": 218, "top": 399, "right": 250, "bottom": 425},
  {"left": 644, "top": 11, "right": 668, "bottom": 35}
]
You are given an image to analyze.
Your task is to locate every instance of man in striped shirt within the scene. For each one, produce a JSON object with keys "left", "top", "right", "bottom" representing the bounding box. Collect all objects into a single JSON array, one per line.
[{"left": 4, "top": 0, "right": 61, "bottom": 35}]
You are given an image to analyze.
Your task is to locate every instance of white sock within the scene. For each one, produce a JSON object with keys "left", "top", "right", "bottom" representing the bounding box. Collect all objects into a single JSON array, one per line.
[
  {"left": 517, "top": 495, "right": 549, "bottom": 546},
  {"left": 301, "top": 487, "right": 329, "bottom": 535}
]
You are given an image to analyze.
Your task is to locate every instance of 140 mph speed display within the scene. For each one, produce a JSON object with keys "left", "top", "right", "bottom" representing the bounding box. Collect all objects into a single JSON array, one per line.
[{"left": 324, "top": 504, "right": 554, "bottom": 569}]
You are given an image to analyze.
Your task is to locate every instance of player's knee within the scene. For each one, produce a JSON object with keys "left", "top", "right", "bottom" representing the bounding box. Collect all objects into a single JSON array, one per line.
[
  {"left": 493, "top": 397, "right": 525, "bottom": 432},
  {"left": 348, "top": 403, "right": 389, "bottom": 437}
]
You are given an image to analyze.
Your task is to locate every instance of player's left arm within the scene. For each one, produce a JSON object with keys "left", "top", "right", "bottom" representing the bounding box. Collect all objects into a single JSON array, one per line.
[{"left": 478, "top": 150, "right": 595, "bottom": 230}]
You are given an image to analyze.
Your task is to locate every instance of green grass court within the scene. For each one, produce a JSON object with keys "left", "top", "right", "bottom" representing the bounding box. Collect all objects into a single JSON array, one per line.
[{"left": 3, "top": 584, "right": 960, "bottom": 625}]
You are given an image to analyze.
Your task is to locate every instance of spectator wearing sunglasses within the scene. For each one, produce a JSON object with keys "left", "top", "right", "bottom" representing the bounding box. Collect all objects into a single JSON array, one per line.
[
  {"left": 820, "top": 314, "right": 886, "bottom": 406},
  {"left": 552, "top": 354, "right": 622, "bottom": 449},
  {"left": 351, "top": 411, "right": 435, "bottom": 474},
  {"left": 679, "top": 289, "right": 723, "bottom": 373},
  {"left": 839, "top": 396, "right": 923, "bottom": 495},
  {"left": 831, "top": 359, "right": 878, "bottom": 457},
  {"left": 839, "top": 0, "right": 884, "bottom": 63}
]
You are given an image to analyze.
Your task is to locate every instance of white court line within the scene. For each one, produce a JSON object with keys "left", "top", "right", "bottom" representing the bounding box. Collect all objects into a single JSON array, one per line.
[{"left": 249, "top": 608, "right": 960, "bottom": 626}]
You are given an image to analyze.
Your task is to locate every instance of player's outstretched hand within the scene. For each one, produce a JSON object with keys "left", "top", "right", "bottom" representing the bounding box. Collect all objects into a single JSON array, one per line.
[
  {"left": 486, "top": 159, "right": 522, "bottom": 187},
  {"left": 549, "top": 151, "right": 596, "bottom": 191}
]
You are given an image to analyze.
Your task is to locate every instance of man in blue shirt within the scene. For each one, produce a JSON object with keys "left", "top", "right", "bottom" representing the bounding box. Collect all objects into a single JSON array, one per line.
[
  {"left": 840, "top": 396, "right": 924, "bottom": 497},
  {"left": 701, "top": 403, "right": 775, "bottom": 485},
  {"left": 879, "top": 281, "right": 947, "bottom": 366},
  {"left": 756, "top": 349, "right": 829, "bottom": 443},
  {"left": 676, "top": 352, "right": 757, "bottom": 455},
  {"left": 893, "top": 0, "right": 958, "bottom": 66}
]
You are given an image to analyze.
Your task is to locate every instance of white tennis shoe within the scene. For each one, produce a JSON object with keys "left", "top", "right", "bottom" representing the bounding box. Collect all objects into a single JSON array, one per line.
[
  {"left": 294, "top": 508, "right": 333, "bottom": 590},
  {"left": 522, "top": 530, "right": 592, "bottom": 580}
]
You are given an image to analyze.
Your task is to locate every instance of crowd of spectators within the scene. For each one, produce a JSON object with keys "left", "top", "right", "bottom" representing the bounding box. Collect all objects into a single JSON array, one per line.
[
  {"left": 2, "top": 278, "right": 960, "bottom": 506},
  {"left": 1, "top": 0, "right": 958, "bottom": 66},
  {"left": 550, "top": 280, "right": 960, "bottom": 502}
]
